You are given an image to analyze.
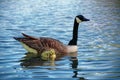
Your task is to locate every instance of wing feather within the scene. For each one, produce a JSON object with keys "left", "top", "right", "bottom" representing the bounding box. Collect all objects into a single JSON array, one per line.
[
  {"left": 14, "top": 36, "right": 67, "bottom": 55},
  {"left": 22, "top": 33, "right": 37, "bottom": 40},
  {"left": 39, "top": 37, "right": 67, "bottom": 54}
]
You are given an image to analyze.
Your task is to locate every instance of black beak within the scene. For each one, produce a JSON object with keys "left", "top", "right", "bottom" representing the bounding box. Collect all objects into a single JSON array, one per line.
[{"left": 83, "top": 18, "right": 90, "bottom": 21}]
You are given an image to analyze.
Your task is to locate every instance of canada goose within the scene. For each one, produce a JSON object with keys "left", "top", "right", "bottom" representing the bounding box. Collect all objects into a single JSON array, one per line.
[{"left": 14, "top": 15, "right": 89, "bottom": 61}]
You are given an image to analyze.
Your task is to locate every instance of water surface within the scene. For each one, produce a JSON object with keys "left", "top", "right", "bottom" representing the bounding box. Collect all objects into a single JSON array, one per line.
[{"left": 0, "top": 0, "right": 120, "bottom": 80}]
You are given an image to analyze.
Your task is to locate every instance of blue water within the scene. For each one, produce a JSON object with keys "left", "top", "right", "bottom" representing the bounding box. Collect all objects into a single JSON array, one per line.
[{"left": 0, "top": 0, "right": 120, "bottom": 80}]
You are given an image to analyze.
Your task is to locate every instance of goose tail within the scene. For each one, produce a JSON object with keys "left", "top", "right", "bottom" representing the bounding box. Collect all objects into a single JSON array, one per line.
[
  {"left": 22, "top": 33, "right": 37, "bottom": 40},
  {"left": 13, "top": 37, "right": 22, "bottom": 42}
]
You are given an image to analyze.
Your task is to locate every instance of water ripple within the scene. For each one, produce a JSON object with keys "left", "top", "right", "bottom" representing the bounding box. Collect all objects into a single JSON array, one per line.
[{"left": 0, "top": 0, "right": 120, "bottom": 80}]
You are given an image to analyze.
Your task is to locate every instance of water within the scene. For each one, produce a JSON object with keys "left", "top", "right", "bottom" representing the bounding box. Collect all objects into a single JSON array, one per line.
[{"left": 0, "top": 0, "right": 120, "bottom": 80}]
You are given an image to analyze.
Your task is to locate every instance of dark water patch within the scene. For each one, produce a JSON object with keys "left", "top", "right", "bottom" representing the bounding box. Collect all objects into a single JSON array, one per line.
[{"left": 0, "top": 0, "right": 120, "bottom": 79}]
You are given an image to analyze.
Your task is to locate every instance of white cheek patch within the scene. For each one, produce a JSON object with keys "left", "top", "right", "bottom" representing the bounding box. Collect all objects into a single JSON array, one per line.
[{"left": 76, "top": 17, "right": 82, "bottom": 23}]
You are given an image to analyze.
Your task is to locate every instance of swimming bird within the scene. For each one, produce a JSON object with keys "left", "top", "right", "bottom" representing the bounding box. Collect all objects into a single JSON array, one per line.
[{"left": 14, "top": 15, "right": 89, "bottom": 61}]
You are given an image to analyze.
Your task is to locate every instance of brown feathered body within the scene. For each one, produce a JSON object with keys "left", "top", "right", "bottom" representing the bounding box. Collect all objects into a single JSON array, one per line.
[{"left": 14, "top": 33, "right": 67, "bottom": 58}]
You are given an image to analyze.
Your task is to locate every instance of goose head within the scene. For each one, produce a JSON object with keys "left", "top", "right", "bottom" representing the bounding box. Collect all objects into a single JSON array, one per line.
[
  {"left": 41, "top": 49, "right": 56, "bottom": 61},
  {"left": 75, "top": 15, "right": 90, "bottom": 23},
  {"left": 68, "top": 15, "right": 90, "bottom": 46}
]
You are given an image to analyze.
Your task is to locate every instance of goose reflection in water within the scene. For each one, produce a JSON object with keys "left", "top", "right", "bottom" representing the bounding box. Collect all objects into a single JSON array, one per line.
[
  {"left": 20, "top": 52, "right": 86, "bottom": 79},
  {"left": 20, "top": 52, "right": 56, "bottom": 67},
  {"left": 20, "top": 52, "right": 67, "bottom": 68},
  {"left": 69, "top": 52, "right": 86, "bottom": 80}
]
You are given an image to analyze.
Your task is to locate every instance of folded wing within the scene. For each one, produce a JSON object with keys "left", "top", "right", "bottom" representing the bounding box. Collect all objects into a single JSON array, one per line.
[{"left": 14, "top": 33, "right": 67, "bottom": 55}]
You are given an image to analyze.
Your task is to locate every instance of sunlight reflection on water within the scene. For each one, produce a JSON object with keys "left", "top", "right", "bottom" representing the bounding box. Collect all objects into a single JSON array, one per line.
[{"left": 0, "top": 0, "right": 120, "bottom": 80}]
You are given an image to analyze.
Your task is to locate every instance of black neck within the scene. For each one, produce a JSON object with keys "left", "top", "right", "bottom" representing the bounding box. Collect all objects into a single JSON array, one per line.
[{"left": 68, "top": 18, "right": 79, "bottom": 45}]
